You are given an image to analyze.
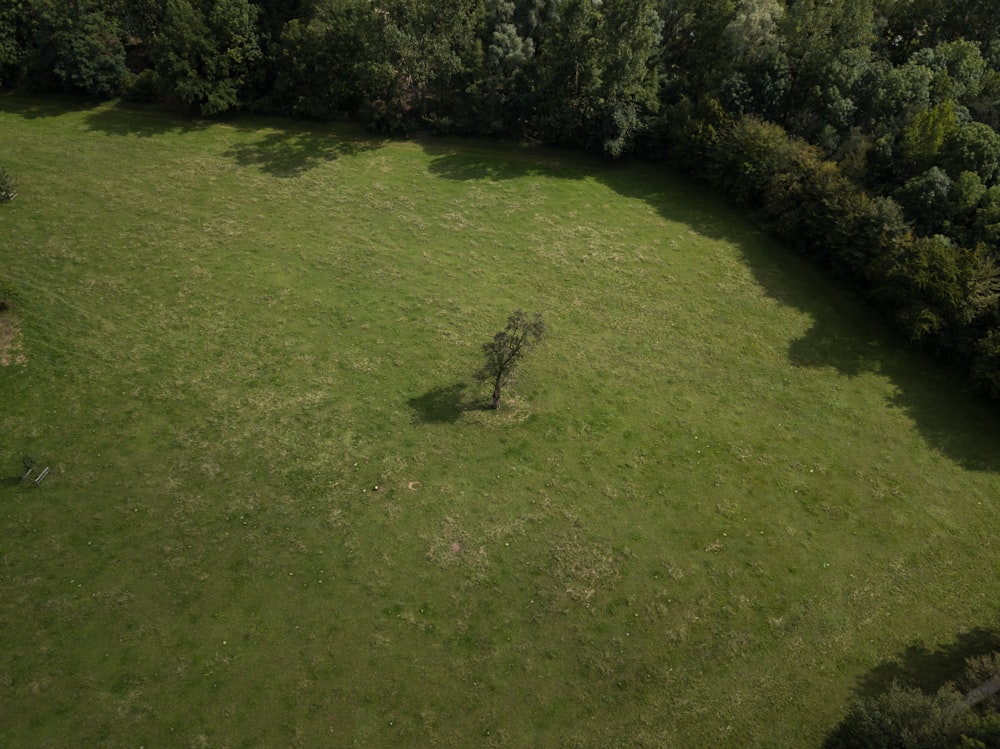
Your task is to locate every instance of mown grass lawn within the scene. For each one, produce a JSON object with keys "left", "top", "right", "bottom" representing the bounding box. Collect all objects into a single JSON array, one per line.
[{"left": 1, "top": 94, "right": 999, "bottom": 748}]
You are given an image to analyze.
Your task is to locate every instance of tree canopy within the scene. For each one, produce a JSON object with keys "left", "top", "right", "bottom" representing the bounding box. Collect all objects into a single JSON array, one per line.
[{"left": 476, "top": 310, "right": 546, "bottom": 409}]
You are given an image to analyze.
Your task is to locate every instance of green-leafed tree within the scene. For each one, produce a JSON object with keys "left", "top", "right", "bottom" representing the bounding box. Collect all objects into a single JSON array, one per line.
[
  {"left": 707, "top": 115, "right": 793, "bottom": 208},
  {"left": 881, "top": 0, "right": 999, "bottom": 59},
  {"left": 597, "top": 0, "right": 663, "bottom": 156},
  {"left": 0, "top": 0, "right": 33, "bottom": 88},
  {"left": 467, "top": 0, "right": 554, "bottom": 136},
  {"left": 719, "top": 0, "right": 790, "bottom": 119},
  {"left": 899, "top": 100, "right": 960, "bottom": 176},
  {"left": 779, "top": 0, "right": 876, "bottom": 137},
  {"left": 855, "top": 59, "right": 934, "bottom": 134},
  {"left": 273, "top": 0, "right": 398, "bottom": 124},
  {"left": 895, "top": 166, "right": 953, "bottom": 235},
  {"left": 244, "top": 0, "right": 303, "bottom": 109},
  {"left": 875, "top": 235, "right": 1000, "bottom": 349},
  {"left": 29, "top": 0, "right": 128, "bottom": 96},
  {"left": 973, "top": 185, "right": 1000, "bottom": 247},
  {"left": 380, "top": 0, "right": 485, "bottom": 126},
  {"left": 533, "top": 0, "right": 601, "bottom": 145},
  {"left": 476, "top": 310, "right": 545, "bottom": 410},
  {"left": 150, "top": 0, "right": 261, "bottom": 115},
  {"left": 104, "top": 0, "right": 165, "bottom": 40},
  {"left": 824, "top": 681, "right": 967, "bottom": 749},
  {"left": 941, "top": 121, "right": 1000, "bottom": 184},
  {"left": 656, "top": 0, "right": 736, "bottom": 96},
  {"left": 535, "top": 0, "right": 662, "bottom": 155}
]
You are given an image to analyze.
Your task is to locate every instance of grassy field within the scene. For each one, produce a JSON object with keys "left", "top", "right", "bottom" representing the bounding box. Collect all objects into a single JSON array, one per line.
[{"left": 2, "top": 94, "right": 999, "bottom": 748}]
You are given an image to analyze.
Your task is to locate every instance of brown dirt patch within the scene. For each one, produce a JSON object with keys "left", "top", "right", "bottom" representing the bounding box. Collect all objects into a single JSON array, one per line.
[{"left": 0, "top": 313, "right": 26, "bottom": 365}]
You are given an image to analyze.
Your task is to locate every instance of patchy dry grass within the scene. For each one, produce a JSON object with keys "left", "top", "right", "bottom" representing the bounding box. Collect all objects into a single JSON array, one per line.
[{"left": 0, "top": 311, "right": 26, "bottom": 365}]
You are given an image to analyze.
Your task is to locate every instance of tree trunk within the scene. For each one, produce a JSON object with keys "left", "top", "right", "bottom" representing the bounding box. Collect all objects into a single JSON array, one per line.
[
  {"left": 964, "top": 674, "right": 1000, "bottom": 708},
  {"left": 492, "top": 375, "right": 502, "bottom": 409}
]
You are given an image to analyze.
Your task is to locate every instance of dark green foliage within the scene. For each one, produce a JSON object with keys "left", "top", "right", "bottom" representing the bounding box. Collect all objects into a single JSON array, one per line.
[
  {"left": 896, "top": 167, "right": 954, "bottom": 236},
  {"left": 0, "top": 276, "right": 17, "bottom": 311},
  {"left": 592, "top": 0, "right": 663, "bottom": 156},
  {"left": 464, "top": 0, "right": 551, "bottom": 135},
  {"left": 958, "top": 714, "right": 1000, "bottom": 749},
  {"left": 899, "top": 101, "right": 959, "bottom": 177},
  {"left": 826, "top": 649, "right": 1000, "bottom": 749},
  {"left": 972, "top": 330, "right": 1000, "bottom": 397},
  {"left": 273, "top": 0, "right": 399, "bottom": 123},
  {"left": 824, "top": 682, "right": 967, "bottom": 749},
  {"left": 0, "top": 166, "right": 16, "bottom": 203},
  {"left": 973, "top": 186, "right": 1000, "bottom": 247},
  {"left": 876, "top": 235, "right": 968, "bottom": 342},
  {"left": 661, "top": 96, "right": 731, "bottom": 176},
  {"left": 532, "top": 0, "right": 602, "bottom": 147},
  {"left": 476, "top": 310, "right": 545, "bottom": 409},
  {"left": 707, "top": 116, "right": 793, "bottom": 208},
  {"left": 942, "top": 121, "right": 1000, "bottom": 184},
  {"left": 533, "top": 0, "right": 662, "bottom": 155},
  {"left": 30, "top": 0, "right": 127, "bottom": 96},
  {"left": 762, "top": 140, "right": 874, "bottom": 273},
  {"left": 874, "top": 237, "right": 999, "bottom": 358},
  {"left": 123, "top": 68, "right": 163, "bottom": 103},
  {"left": 855, "top": 60, "right": 934, "bottom": 130},
  {"left": 104, "top": 0, "right": 165, "bottom": 40},
  {"left": 380, "top": 0, "right": 485, "bottom": 126},
  {"left": 150, "top": 0, "right": 261, "bottom": 115},
  {"left": 0, "top": 0, "right": 34, "bottom": 87}
]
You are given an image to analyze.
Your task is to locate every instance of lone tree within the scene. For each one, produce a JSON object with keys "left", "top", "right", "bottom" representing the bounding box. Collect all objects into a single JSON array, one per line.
[{"left": 476, "top": 310, "right": 546, "bottom": 409}]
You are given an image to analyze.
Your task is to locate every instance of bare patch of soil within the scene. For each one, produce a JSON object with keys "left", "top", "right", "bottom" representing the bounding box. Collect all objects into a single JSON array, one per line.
[{"left": 0, "top": 313, "right": 26, "bottom": 365}]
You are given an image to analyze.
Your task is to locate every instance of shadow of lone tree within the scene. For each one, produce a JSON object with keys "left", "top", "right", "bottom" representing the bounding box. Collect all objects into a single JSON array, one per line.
[
  {"left": 475, "top": 310, "right": 545, "bottom": 410},
  {"left": 407, "top": 383, "right": 471, "bottom": 424}
]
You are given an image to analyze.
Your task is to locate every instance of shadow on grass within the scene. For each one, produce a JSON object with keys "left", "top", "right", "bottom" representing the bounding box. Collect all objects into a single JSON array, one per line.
[
  {"left": 0, "top": 91, "right": 104, "bottom": 120},
  {"left": 421, "top": 136, "right": 590, "bottom": 182},
  {"left": 74, "top": 98, "right": 212, "bottom": 138},
  {"left": 821, "top": 626, "right": 1000, "bottom": 747},
  {"left": 2, "top": 96, "right": 388, "bottom": 178},
  {"left": 222, "top": 128, "right": 382, "bottom": 178},
  {"left": 1, "top": 476, "right": 23, "bottom": 487},
  {"left": 408, "top": 382, "right": 484, "bottom": 424},
  {"left": 419, "top": 136, "right": 1000, "bottom": 472},
  {"left": 740, "top": 237, "right": 1000, "bottom": 473},
  {"left": 852, "top": 627, "right": 1000, "bottom": 698}
]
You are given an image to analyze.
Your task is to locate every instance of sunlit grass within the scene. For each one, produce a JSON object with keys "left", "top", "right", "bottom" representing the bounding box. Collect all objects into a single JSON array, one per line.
[{"left": 2, "top": 94, "right": 999, "bottom": 747}]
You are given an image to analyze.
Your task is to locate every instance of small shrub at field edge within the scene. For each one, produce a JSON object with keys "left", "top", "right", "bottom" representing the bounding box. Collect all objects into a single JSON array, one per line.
[
  {"left": 0, "top": 167, "right": 17, "bottom": 203},
  {"left": 0, "top": 279, "right": 18, "bottom": 311}
]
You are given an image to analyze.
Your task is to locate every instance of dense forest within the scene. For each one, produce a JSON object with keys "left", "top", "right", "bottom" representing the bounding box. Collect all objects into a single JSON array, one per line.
[{"left": 2, "top": 0, "right": 1000, "bottom": 397}]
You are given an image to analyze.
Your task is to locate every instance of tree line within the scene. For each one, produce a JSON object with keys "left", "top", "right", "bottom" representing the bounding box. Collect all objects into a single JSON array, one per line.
[{"left": 2, "top": 0, "right": 999, "bottom": 395}]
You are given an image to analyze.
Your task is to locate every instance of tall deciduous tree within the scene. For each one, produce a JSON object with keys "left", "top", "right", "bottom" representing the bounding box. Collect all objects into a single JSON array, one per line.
[
  {"left": 0, "top": 0, "right": 33, "bottom": 88},
  {"left": 273, "top": 0, "right": 398, "bottom": 123},
  {"left": 381, "top": 0, "right": 485, "bottom": 123},
  {"left": 150, "top": 0, "right": 261, "bottom": 115},
  {"left": 468, "top": 0, "right": 554, "bottom": 135},
  {"left": 476, "top": 310, "right": 545, "bottom": 409},
  {"left": 598, "top": 0, "right": 664, "bottom": 156},
  {"left": 30, "top": 0, "right": 128, "bottom": 96},
  {"left": 780, "top": 0, "right": 875, "bottom": 136},
  {"left": 536, "top": 0, "right": 662, "bottom": 155}
]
